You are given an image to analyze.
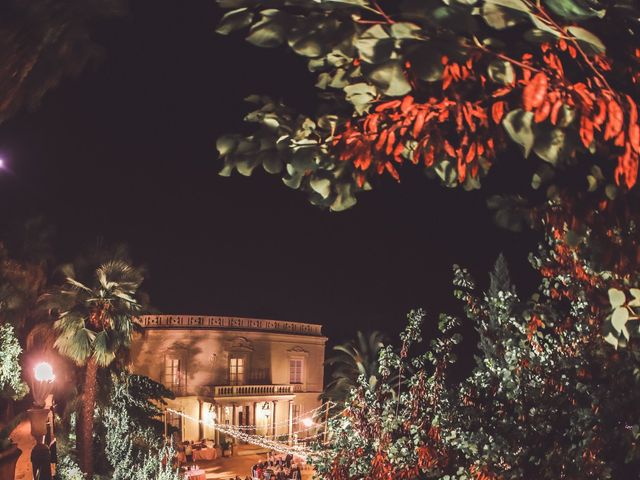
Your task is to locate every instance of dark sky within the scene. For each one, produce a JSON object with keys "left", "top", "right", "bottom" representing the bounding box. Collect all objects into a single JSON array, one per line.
[{"left": 0, "top": 0, "right": 539, "bottom": 346}]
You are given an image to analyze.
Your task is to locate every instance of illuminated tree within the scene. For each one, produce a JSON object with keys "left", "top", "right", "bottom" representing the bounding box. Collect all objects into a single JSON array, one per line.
[
  {"left": 314, "top": 258, "right": 640, "bottom": 479},
  {"left": 45, "top": 257, "right": 144, "bottom": 479}
]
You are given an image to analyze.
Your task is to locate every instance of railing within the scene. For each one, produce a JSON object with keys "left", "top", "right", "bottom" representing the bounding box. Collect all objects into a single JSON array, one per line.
[
  {"left": 136, "top": 315, "right": 323, "bottom": 337},
  {"left": 200, "top": 384, "right": 295, "bottom": 397}
]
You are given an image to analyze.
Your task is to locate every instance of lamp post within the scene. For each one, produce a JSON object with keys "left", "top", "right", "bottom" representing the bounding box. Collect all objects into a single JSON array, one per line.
[{"left": 28, "top": 362, "right": 55, "bottom": 480}]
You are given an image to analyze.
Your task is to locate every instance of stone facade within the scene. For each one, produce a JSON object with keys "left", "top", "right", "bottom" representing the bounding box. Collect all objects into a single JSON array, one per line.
[{"left": 130, "top": 315, "right": 327, "bottom": 444}]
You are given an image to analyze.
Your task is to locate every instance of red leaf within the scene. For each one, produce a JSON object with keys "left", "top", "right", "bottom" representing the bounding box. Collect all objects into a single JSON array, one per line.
[
  {"left": 580, "top": 116, "right": 594, "bottom": 148},
  {"left": 534, "top": 100, "right": 551, "bottom": 123},
  {"left": 400, "top": 96, "right": 414, "bottom": 113},
  {"left": 550, "top": 100, "right": 563, "bottom": 125},
  {"left": 424, "top": 148, "right": 435, "bottom": 167},
  {"left": 385, "top": 131, "right": 396, "bottom": 155},
  {"left": 443, "top": 140, "right": 456, "bottom": 157},
  {"left": 393, "top": 142, "right": 404, "bottom": 162},
  {"left": 492, "top": 101, "right": 506, "bottom": 124},
  {"left": 385, "top": 162, "right": 400, "bottom": 181},
  {"left": 523, "top": 72, "right": 548, "bottom": 111},
  {"left": 630, "top": 124, "right": 640, "bottom": 154},
  {"left": 457, "top": 155, "right": 466, "bottom": 183},
  {"left": 463, "top": 103, "right": 476, "bottom": 132},
  {"left": 466, "top": 143, "right": 477, "bottom": 164},
  {"left": 605, "top": 100, "right": 624, "bottom": 140},
  {"left": 627, "top": 94, "right": 638, "bottom": 125},
  {"left": 593, "top": 98, "right": 607, "bottom": 127},
  {"left": 375, "top": 100, "right": 401, "bottom": 112},
  {"left": 413, "top": 110, "right": 426, "bottom": 138},
  {"left": 375, "top": 130, "right": 388, "bottom": 151}
]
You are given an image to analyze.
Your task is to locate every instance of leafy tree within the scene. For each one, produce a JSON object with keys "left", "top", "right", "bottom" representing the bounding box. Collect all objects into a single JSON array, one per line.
[
  {"left": 0, "top": 0, "right": 127, "bottom": 124},
  {"left": 215, "top": 0, "right": 639, "bottom": 211},
  {"left": 104, "top": 373, "right": 179, "bottom": 480},
  {"left": 314, "top": 258, "right": 640, "bottom": 479},
  {"left": 324, "top": 330, "right": 387, "bottom": 403},
  {"left": 45, "top": 256, "right": 144, "bottom": 479},
  {"left": 0, "top": 323, "right": 28, "bottom": 403}
]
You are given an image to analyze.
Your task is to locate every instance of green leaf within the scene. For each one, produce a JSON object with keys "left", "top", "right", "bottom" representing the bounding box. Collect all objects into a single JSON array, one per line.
[
  {"left": 216, "top": 8, "right": 254, "bottom": 35},
  {"left": 481, "top": 0, "right": 530, "bottom": 29},
  {"left": 389, "top": 22, "right": 424, "bottom": 40},
  {"left": 344, "top": 82, "right": 377, "bottom": 114},
  {"left": 245, "top": 10, "right": 288, "bottom": 48},
  {"left": 544, "top": 0, "right": 606, "bottom": 21},
  {"left": 354, "top": 24, "right": 393, "bottom": 64},
  {"left": 487, "top": 59, "right": 515, "bottom": 85},
  {"left": 629, "top": 288, "right": 640, "bottom": 307},
  {"left": 363, "top": 60, "right": 412, "bottom": 97},
  {"left": 608, "top": 288, "right": 626, "bottom": 309},
  {"left": 310, "top": 176, "right": 332, "bottom": 199},
  {"left": 611, "top": 307, "right": 629, "bottom": 332},
  {"left": 604, "top": 332, "right": 618, "bottom": 349},
  {"left": 567, "top": 26, "right": 606, "bottom": 54},
  {"left": 502, "top": 109, "right": 535, "bottom": 158},
  {"left": 533, "top": 127, "right": 572, "bottom": 165}
]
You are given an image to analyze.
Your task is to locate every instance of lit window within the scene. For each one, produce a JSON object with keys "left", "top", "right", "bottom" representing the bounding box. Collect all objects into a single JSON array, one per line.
[
  {"left": 229, "top": 357, "right": 244, "bottom": 385},
  {"left": 289, "top": 359, "right": 303, "bottom": 384}
]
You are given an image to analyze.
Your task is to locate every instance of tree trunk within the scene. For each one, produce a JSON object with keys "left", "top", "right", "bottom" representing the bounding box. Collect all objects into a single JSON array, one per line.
[{"left": 79, "top": 357, "right": 98, "bottom": 479}]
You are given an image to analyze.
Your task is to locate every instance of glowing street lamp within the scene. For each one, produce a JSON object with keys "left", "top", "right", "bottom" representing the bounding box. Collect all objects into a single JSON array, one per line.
[{"left": 27, "top": 361, "right": 55, "bottom": 480}]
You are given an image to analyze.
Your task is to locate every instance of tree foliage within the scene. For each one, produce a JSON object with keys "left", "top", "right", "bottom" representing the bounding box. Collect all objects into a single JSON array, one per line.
[
  {"left": 0, "top": 0, "right": 127, "bottom": 124},
  {"left": 323, "top": 330, "right": 388, "bottom": 403},
  {"left": 0, "top": 323, "right": 28, "bottom": 401},
  {"left": 215, "top": 0, "right": 640, "bottom": 210},
  {"left": 313, "top": 257, "right": 640, "bottom": 479},
  {"left": 104, "top": 373, "right": 179, "bottom": 480}
]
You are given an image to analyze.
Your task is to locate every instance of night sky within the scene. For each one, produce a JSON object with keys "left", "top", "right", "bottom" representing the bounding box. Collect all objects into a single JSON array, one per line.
[{"left": 0, "top": 0, "right": 539, "bottom": 346}]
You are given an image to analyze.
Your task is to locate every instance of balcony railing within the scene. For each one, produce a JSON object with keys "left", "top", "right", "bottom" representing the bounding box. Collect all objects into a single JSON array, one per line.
[{"left": 200, "top": 384, "right": 295, "bottom": 398}]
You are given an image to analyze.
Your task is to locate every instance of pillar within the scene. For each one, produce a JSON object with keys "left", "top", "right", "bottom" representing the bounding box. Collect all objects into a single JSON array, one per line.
[
  {"left": 198, "top": 400, "right": 204, "bottom": 440},
  {"left": 253, "top": 402, "right": 257, "bottom": 435},
  {"left": 214, "top": 405, "right": 220, "bottom": 445},
  {"left": 288, "top": 400, "right": 293, "bottom": 445},
  {"left": 271, "top": 400, "right": 277, "bottom": 438}
]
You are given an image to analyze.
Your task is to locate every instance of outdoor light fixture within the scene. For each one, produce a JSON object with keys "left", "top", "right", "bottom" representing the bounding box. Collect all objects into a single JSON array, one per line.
[
  {"left": 32, "top": 362, "right": 55, "bottom": 407},
  {"left": 301, "top": 417, "right": 314, "bottom": 428},
  {"left": 27, "top": 361, "right": 55, "bottom": 480}
]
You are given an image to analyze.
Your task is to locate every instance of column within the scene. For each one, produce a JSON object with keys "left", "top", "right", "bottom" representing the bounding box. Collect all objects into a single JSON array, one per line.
[
  {"left": 271, "top": 400, "right": 277, "bottom": 438},
  {"left": 287, "top": 400, "right": 293, "bottom": 445},
  {"left": 215, "top": 405, "right": 220, "bottom": 446},
  {"left": 252, "top": 402, "right": 257, "bottom": 435},
  {"left": 198, "top": 400, "right": 204, "bottom": 440},
  {"left": 232, "top": 403, "right": 237, "bottom": 427}
]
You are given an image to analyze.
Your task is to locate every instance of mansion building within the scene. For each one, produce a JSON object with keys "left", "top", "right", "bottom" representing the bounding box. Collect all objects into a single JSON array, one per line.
[{"left": 130, "top": 315, "right": 327, "bottom": 444}]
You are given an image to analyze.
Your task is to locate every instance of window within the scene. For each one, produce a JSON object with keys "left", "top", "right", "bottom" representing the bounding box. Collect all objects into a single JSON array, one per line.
[
  {"left": 289, "top": 359, "right": 303, "bottom": 384},
  {"left": 165, "top": 358, "right": 181, "bottom": 390},
  {"left": 229, "top": 357, "right": 245, "bottom": 385}
]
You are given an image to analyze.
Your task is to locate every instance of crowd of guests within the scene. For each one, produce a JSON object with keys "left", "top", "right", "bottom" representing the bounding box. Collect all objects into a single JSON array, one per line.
[{"left": 250, "top": 452, "right": 303, "bottom": 480}]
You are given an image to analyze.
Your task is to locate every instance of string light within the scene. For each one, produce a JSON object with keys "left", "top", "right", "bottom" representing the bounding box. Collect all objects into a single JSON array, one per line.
[
  {"left": 214, "top": 401, "right": 335, "bottom": 431},
  {"left": 167, "top": 408, "right": 316, "bottom": 460}
]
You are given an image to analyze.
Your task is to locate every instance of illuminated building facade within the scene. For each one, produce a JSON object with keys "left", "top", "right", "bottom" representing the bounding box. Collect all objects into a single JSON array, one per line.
[{"left": 130, "top": 315, "right": 327, "bottom": 444}]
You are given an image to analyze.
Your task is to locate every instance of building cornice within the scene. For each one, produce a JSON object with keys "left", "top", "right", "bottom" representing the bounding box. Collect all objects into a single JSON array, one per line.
[{"left": 136, "top": 314, "right": 324, "bottom": 338}]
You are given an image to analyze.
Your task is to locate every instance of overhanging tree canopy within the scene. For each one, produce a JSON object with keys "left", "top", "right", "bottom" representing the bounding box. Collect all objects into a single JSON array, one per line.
[{"left": 215, "top": 0, "right": 640, "bottom": 211}]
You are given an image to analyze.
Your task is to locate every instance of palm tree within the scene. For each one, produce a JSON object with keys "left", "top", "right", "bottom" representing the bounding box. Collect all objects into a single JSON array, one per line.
[
  {"left": 45, "top": 257, "right": 143, "bottom": 478},
  {"left": 323, "top": 331, "right": 387, "bottom": 404}
]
